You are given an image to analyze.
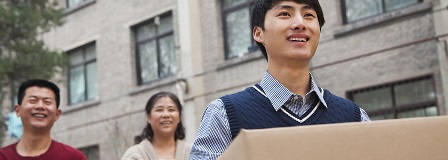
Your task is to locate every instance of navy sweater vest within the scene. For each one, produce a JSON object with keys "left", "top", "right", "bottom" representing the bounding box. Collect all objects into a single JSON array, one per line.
[{"left": 221, "top": 85, "right": 361, "bottom": 139}]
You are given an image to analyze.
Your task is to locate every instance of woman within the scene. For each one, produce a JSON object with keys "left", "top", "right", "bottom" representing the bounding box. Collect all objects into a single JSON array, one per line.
[{"left": 121, "top": 92, "right": 191, "bottom": 160}]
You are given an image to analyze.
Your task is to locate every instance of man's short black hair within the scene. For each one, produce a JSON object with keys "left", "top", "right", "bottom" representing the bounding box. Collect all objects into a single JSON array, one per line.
[
  {"left": 250, "top": 0, "right": 325, "bottom": 61},
  {"left": 17, "top": 79, "right": 61, "bottom": 108}
]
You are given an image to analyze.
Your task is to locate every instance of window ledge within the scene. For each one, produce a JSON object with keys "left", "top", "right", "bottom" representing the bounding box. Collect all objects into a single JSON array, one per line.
[
  {"left": 217, "top": 52, "right": 264, "bottom": 70},
  {"left": 129, "top": 76, "right": 177, "bottom": 96},
  {"left": 61, "top": 99, "right": 100, "bottom": 114},
  {"left": 334, "top": 3, "right": 432, "bottom": 37},
  {"left": 65, "top": 0, "right": 96, "bottom": 15}
]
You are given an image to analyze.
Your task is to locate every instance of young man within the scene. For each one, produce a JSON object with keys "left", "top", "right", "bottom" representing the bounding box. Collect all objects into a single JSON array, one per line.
[
  {"left": 0, "top": 79, "right": 87, "bottom": 160},
  {"left": 190, "top": 0, "right": 370, "bottom": 159}
]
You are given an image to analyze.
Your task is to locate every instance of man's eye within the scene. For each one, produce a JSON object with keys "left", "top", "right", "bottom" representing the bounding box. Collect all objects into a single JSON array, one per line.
[
  {"left": 278, "top": 12, "right": 290, "bottom": 17},
  {"left": 304, "top": 13, "right": 316, "bottom": 18}
]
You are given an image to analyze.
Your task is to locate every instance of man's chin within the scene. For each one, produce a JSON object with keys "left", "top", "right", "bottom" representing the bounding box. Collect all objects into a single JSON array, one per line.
[{"left": 29, "top": 123, "right": 54, "bottom": 130}]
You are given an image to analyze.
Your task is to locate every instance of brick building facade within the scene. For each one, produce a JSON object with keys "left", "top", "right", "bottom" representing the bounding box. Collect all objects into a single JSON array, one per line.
[{"left": 1, "top": 0, "right": 447, "bottom": 159}]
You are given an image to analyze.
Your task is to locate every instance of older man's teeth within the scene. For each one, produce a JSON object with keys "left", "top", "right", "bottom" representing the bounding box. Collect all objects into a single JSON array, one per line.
[
  {"left": 289, "top": 37, "right": 307, "bottom": 42},
  {"left": 33, "top": 114, "right": 46, "bottom": 118}
]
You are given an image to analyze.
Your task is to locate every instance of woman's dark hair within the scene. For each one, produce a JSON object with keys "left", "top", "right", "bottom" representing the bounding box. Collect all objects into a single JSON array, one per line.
[
  {"left": 140, "top": 91, "right": 186, "bottom": 141},
  {"left": 17, "top": 79, "right": 61, "bottom": 108},
  {"left": 251, "top": 0, "right": 325, "bottom": 61}
]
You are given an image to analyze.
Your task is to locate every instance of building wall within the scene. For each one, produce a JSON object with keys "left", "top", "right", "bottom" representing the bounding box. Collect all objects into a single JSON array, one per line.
[
  {"left": 198, "top": 0, "right": 267, "bottom": 104},
  {"left": 434, "top": 0, "right": 448, "bottom": 115},
  {"left": 315, "top": 1, "right": 439, "bottom": 94},
  {"left": 314, "top": 0, "right": 446, "bottom": 113},
  {"left": 2, "top": 0, "right": 447, "bottom": 159},
  {"left": 196, "top": 0, "right": 446, "bottom": 119},
  {"left": 42, "top": 0, "right": 185, "bottom": 159}
]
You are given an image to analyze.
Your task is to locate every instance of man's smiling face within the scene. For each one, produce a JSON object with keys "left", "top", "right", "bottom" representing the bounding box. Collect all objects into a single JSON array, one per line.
[
  {"left": 253, "top": 1, "right": 321, "bottom": 63},
  {"left": 15, "top": 86, "right": 61, "bottom": 132}
]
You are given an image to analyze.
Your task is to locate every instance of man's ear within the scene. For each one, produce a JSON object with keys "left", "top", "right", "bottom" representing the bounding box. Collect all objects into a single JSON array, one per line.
[
  {"left": 55, "top": 109, "right": 62, "bottom": 121},
  {"left": 14, "top": 105, "right": 21, "bottom": 117},
  {"left": 253, "top": 26, "right": 264, "bottom": 43}
]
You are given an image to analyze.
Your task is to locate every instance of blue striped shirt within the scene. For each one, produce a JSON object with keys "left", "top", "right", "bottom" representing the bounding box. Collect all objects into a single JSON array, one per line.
[{"left": 190, "top": 71, "right": 370, "bottom": 160}]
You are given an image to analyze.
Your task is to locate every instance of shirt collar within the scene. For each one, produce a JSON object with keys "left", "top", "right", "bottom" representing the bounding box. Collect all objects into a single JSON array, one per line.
[
  {"left": 310, "top": 73, "right": 327, "bottom": 108},
  {"left": 259, "top": 71, "right": 328, "bottom": 111}
]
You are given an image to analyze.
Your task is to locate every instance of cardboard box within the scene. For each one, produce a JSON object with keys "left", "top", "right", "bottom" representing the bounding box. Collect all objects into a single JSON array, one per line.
[{"left": 219, "top": 116, "right": 448, "bottom": 160}]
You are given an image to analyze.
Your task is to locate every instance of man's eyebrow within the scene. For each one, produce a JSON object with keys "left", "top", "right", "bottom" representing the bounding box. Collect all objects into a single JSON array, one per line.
[
  {"left": 42, "top": 97, "right": 54, "bottom": 101},
  {"left": 301, "top": 4, "right": 315, "bottom": 11},
  {"left": 273, "top": 4, "right": 295, "bottom": 11},
  {"left": 27, "top": 95, "right": 53, "bottom": 101},
  {"left": 27, "top": 96, "right": 38, "bottom": 99},
  {"left": 273, "top": 4, "right": 315, "bottom": 12}
]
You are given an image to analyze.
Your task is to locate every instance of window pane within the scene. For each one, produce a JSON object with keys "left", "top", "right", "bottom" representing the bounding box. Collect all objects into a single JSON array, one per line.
[
  {"left": 344, "top": 0, "right": 382, "bottom": 22},
  {"left": 85, "top": 45, "right": 96, "bottom": 61},
  {"left": 68, "top": 0, "right": 86, "bottom": 8},
  {"left": 225, "top": 8, "right": 251, "bottom": 58},
  {"left": 139, "top": 41, "right": 158, "bottom": 83},
  {"left": 394, "top": 79, "right": 436, "bottom": 106},
  {"left": 86, "top": 62, "right": 98, "bottom": 100},
  {"left": 352, "top": 87, "right": 392, "bottom": 112},
  {"left": 158, "top": 15, "right": 173, "bottom": 34},
  {"left": 136, "top": 24, "right": 156, "bottom": 41},
  {"left": 223, "top": 0, "right": 248, "bottom": 9},
  {"left": 70, "top": 50, "right": 84, "bottom": 66},
  {"left": 397, "top": 106, "right": 438, "bottom": 118},
  {"left": 426, "top": 106, "right": 438, "bottom": 116},
  {"left": 384, "top": 0, "right": 418, "bottom": 11},
  {"left": 70, "top": 66, "right": 86, "bottom": 104},
  {"left": 80, "top": 146, "right": 100, "bottom": 160},
  {"left": 159, "top": 35, "right": 176, "bottom": 78},
  {"left": 370, "top": 113, "right": 394, "bottom": 121}
]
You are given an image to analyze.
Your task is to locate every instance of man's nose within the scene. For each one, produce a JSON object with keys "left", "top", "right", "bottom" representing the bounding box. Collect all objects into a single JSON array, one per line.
[
  {"left": 290, "top": 16, "right": 306, "bottom": 30},
  {"left": 36, "top": 100, "right": 45, "bottom": 109}
]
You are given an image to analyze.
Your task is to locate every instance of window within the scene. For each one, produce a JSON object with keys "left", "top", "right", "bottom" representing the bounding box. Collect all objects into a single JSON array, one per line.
[
  {"left": 342, "top": 0, "right": 420, "bottom": 23},
  {"left": 222, "top": 0, "right": 256, "bottom": 59},
  {"left": 348, "top": 76, "right": 438, "bottom": 120},
  {"left": 134, "top": 12, "right": 176, "bottom": 85},
  {"left": 68, "top": 43, "right": 98, "bottom": 105},
  {"left": 79, "top": 145, "right": 99, "bottom": 160},
  {"left": 67, "top": 0, "right": 87, "bottom": 9}
]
